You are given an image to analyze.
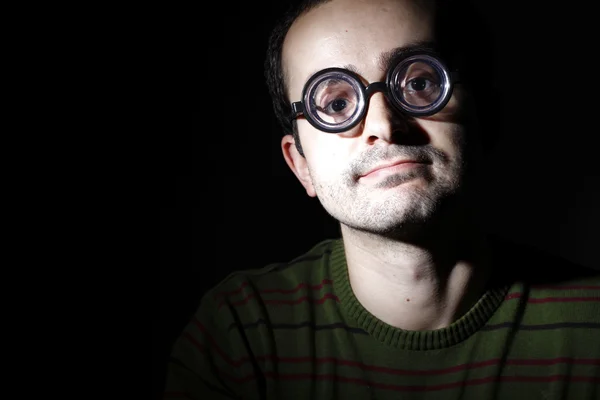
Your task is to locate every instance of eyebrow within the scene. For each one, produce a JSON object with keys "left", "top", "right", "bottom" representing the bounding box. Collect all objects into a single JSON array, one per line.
[
  {"left": 375, "top": 41, "right": 437, "bottom": 73},
  {"left": 319, "top": 40, "right": 438, "bottom": 78},
  {"left": 300, "top": 41, "right": 438, "bottom": 88}
]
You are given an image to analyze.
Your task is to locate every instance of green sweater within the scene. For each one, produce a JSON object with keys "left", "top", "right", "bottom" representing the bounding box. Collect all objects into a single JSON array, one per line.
[{"left": 163, "top": 238, "right": 600, "bottom": 399}]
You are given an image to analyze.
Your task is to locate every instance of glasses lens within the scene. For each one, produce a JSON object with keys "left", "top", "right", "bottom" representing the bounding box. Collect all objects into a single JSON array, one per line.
[
  {"left": 389, "top": 55, "right": 451, "bottom": 115},
  {"left": 304, "top": 70, "right": 364, "bottom": 131},
  {"left": 312, "top": 78, "right": 359, "bottom": 124},
  {"left": 399, "top": 61, "right": 443, "bottom": 106}
]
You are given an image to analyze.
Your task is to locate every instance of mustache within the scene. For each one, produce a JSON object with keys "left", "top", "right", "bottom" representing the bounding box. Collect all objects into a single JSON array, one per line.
[{"left": 349, "top": 145, "right": 448, "bottom": 177}]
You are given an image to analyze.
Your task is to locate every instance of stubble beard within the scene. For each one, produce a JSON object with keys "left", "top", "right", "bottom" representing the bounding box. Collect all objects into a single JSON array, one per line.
[{"left": 312, "top": 160, "right": 466, "bottom": 243}]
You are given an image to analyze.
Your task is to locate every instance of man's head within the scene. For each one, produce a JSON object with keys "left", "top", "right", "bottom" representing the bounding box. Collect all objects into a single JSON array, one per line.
[{"left": 264, "top": 0, "right": 499, "bottom": 240}]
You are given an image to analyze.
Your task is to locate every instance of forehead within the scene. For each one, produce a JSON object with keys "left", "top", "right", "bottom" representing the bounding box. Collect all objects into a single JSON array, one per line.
[{"left": 283, "top": 0, "right": 436, "bottom": 99}]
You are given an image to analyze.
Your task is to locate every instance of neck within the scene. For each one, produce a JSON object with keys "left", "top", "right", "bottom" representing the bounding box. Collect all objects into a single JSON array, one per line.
[{"left": 340, "top": 223, "right": 493, "bottom": 331}]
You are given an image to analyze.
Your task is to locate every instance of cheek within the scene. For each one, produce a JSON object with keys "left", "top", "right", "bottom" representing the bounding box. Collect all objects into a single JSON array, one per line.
[
  {"left": 416, "top": 119, "right": 467, "bottom": 158},
  {"left": 302, "top": 132, "right": 349, "bottom": 178},
  {"left": 307, "top": 145, "right": 341, "bottom": 177}
]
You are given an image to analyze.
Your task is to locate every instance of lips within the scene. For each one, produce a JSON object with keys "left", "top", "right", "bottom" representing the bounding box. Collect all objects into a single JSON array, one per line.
[{"left": 360, "top": 159, "right": 422, "bottom": 178}]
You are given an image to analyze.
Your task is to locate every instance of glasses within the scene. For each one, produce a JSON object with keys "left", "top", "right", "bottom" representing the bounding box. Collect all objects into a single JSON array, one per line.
[{"left": 290, "top": 51, "right": 460, "bottom": 133}]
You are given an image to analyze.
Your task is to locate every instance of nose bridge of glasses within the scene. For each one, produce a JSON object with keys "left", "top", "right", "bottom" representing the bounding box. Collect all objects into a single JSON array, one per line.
[
  {"left": 364, "top": 81, "right": 388, "bottom": 98},
  {"left": 359, "top": 88, "right": 399, "bottom": 140},
  {"left": 363, "top": 81, "right": 398, "bottom": 122},
  {"left": 363, "top": 81, "right": 392, "bottom": 119}
]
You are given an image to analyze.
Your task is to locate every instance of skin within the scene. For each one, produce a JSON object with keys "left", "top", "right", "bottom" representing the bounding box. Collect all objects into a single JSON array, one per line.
[{"left": 281, "top": 0, "right": 492, "bottom": 331}]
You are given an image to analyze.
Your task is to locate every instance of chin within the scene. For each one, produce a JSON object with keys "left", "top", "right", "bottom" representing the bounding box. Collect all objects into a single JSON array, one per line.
[
  {"left": 338, "top": 198, "right": 433, "bottom": 231},
  {"left": 339, "top": 188, "right": 456, "bottom": 237}
]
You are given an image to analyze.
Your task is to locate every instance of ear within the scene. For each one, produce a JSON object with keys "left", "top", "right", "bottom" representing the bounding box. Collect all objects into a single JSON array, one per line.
[{"left": 281, "top": 134, "right": 317, "bottom": 197}]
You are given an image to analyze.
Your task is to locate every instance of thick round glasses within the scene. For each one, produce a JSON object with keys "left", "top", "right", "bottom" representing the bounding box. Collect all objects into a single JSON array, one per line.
[{"left": 290, "top": 52, "right": 459, "bottom": 133}]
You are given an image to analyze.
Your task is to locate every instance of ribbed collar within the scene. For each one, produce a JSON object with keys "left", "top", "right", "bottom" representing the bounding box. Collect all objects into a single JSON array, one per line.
[{"left": 329, "top": 239, "right": 510, "bottom": 350}]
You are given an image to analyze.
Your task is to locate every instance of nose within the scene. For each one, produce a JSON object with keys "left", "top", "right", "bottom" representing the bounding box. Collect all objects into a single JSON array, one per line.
[{"left": 359, "top": 92, "right": 397, "bottom": 144}]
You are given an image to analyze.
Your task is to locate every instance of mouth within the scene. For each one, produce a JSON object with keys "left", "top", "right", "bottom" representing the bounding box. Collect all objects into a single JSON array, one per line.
[{"left": 360, "top": 160, "right": 429, "bottom": 180}]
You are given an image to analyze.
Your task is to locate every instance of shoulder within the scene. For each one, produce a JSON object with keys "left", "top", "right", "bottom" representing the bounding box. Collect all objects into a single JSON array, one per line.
[{"left": 201, "top": 238, "right": 342, "bottom": 315}]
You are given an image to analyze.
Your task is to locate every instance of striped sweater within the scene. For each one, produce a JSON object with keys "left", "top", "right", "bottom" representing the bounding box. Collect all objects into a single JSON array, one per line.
[{"left": 163, "top": 237, "right": 600, "bottom": 399}]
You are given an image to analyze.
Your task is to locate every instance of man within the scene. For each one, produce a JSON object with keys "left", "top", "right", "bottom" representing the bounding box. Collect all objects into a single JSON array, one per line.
[{"left": 163, "top": 0, "right": 600, "bottom": 398}]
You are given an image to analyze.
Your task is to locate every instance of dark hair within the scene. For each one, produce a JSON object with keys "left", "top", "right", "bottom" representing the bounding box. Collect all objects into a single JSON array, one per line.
[
  {"left": 264, "top": 0, "right": 332, "bottom": 155},
  {"left": 263, "top": 0, "right": 502, "bottom": 154}
]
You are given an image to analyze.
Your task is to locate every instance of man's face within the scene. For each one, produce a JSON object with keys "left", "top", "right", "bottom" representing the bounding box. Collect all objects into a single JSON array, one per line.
[{"left": 282, "top": 0, "right": 474, "bottom": 237}]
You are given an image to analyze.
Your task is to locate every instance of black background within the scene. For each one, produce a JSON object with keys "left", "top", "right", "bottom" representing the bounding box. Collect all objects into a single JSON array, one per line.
[{"left": 158, "top": 2, "right": 598, "bottom": 399}]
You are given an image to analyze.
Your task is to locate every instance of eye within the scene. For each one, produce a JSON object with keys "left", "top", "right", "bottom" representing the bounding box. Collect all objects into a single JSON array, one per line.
[
  {"left": 310, "top": 74, "right": 361, "bottom": 124},
  {"left": 325, "top": 98, "right": 349, "bottom": 113},
  {"left": 405, "top": 77, "right": 437, "bottom": 93},
  {"left": 400, "top": 74, "right": 442, "bottom": 107},
  {"left": 314, "top": 85, "right": 358, "bottom": 122}
]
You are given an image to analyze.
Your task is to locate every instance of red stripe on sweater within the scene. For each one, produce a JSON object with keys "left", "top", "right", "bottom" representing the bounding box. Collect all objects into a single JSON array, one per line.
[
  {"left": 222, "top": 372, "right": 600, "bottom": 390},
  {"left": 214, "top": 279, "right": 333, "bottom": 301},
  {"left": 531, "top": 285, "right": 600, "bottom": 290},
  {"left": 189, "top": 323, "right": 237, "bottom": 366},
  {"left": 505, "top": 292, "right": 600, "bottom": 303},
  {"left": 218, "top": 292, "right": 339, "bottom": 309},
  {"left": 181, "top": 335, "right": 600, "bottom": 375}
]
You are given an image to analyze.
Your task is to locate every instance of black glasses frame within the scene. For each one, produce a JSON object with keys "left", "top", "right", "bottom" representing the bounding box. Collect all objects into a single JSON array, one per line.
[{"left": 290, "top": 51, "right": 460, "bottom": 133}]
